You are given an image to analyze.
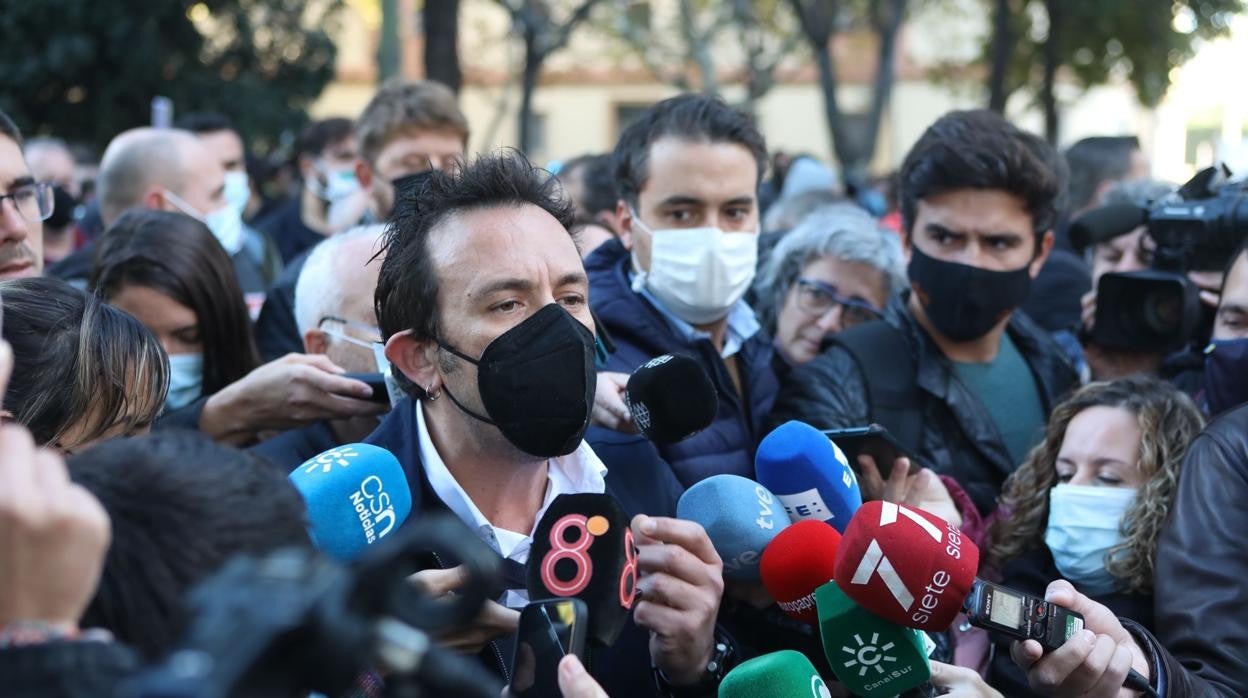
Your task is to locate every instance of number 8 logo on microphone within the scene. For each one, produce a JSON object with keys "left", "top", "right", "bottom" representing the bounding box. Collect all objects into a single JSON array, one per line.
[{"left": 541, "top": 513, "right": 598, "bottom": 595}]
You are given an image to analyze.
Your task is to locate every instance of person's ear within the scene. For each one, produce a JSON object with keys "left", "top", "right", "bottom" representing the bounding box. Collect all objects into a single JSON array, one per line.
[
  {"left": 615, "top": 200, "right": 634, "bottom": 250},
  {"left": 303, "top": 328, "right": 329, "bottom": 356},
  {"left": 1030, "top": 230, "right": 1055, "bottom": 278},
  {"left": 385, "top": 330, "right": 440, "bottom": 396},
  {"left": 901, "top": 228, "right": 913, "bottom": 265},
  {"left": 298, "top": 154, "right": 316, "bottom": 181},
  {"left": 355, "top": 159, "right": 373, "bottom": 190},
  {"left": 144, "top": 187, "right": 170, "bottom": 212}
]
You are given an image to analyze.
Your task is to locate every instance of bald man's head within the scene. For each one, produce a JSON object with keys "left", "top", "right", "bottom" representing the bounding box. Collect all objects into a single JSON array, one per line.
[{"left": 97, "top": 129, "right": 226, "bottom": 226}]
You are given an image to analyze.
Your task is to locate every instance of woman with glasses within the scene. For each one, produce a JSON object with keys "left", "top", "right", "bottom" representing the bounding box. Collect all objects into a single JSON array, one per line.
[
  {"left": 90, "top": 209, "right": 384, "bottom": 447},
  {"left": 753, "top": 204, "right": 906, "bottom": 375}
]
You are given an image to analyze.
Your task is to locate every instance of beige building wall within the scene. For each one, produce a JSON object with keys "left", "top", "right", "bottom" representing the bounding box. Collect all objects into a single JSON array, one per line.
[{"left": 310, "top": 0, "right": 1247, "bottom": 182}]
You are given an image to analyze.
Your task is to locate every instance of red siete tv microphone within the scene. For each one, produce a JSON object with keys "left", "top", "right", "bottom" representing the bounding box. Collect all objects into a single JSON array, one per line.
[
  {"left": 832, "top": 500, "right": 977, "bottom": 631},
  {"left": 526, "top": 493, "right": 638, "bottom": 647},
  {"left": 759, "top": 519, "right": 842, "bottom": 625},
  {"left": 834, "top": 501, "right": 1153, "bottom": 695}
]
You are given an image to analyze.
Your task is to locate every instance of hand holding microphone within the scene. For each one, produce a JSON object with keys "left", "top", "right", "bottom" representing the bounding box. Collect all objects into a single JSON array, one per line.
[
  {"left": 1009, "top": 580, "right": 1150, "bottom": 698},
  {"left": 834, "top": 501, "right": 1154, "bottom": 697},
  {"left": 410, "top": 565, "right": 520, "bottom": 654},
  {"left": 591, "top": 371, "right": 636, "bottom": 433},
  {"left": 631, "top": 514, "right": 724, "bottom": 687}
]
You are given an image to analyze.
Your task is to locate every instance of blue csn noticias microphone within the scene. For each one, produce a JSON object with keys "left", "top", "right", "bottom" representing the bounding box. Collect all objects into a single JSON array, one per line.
[
  {"left": 677, "top": 475, "right": 790, "bottom": 581},
  {"left": 756, "top": 420, "right": 862, "bottom": 533},
  {"left": 289, "top": 443, "right": 413, "bottom": 562}
]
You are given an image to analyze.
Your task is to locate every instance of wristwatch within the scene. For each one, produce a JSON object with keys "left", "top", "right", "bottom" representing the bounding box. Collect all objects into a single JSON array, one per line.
[{"left": 653, "top": 627, "right": 738, "bottom": 698}]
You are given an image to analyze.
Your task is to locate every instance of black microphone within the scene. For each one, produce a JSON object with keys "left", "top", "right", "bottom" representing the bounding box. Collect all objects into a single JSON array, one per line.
[
  {"left": 623, "top": 354, "right": 717, "bottom": 443},
  {"left": 1068, "top": 203, "right": 1148, "bottom": 250},
  {"left": 525, "top": 493, "right": 637, "bottom": 646}
]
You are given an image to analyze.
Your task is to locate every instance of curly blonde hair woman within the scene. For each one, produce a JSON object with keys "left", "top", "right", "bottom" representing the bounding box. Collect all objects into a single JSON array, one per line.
[
  {"left": 989, "top": 376, "right": 1204, "bottom": 595},
  {"left": 984, "top": 376, "right": 1203, "bottom": 697}
]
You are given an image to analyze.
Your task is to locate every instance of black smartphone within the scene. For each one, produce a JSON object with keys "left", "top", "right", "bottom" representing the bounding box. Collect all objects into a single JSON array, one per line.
[
  {"left": 342, "top": 372, "right": 392, "bottom": 405},
  {"left": 510, "top": 598, "right": 589, "bottom": 698},
  {"left": 963, "top": 579, "right": 1085, "bottom": 651},
  {"left": 822, "top": 424, "right": 920, "bottom": 479}
]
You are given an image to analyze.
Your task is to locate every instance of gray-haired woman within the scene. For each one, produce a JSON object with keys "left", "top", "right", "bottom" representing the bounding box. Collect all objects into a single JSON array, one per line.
[{"left": 754, "top": 204, "right": 907, "bottom": 372}]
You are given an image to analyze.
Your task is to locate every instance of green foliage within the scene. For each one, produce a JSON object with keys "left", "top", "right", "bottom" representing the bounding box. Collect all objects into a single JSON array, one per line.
[
  {"left": 0, "top": 0, "right": 341, "bottom": 154},
  {"left": 988, "top": 0, "right": 1243, "bottom": 107}
]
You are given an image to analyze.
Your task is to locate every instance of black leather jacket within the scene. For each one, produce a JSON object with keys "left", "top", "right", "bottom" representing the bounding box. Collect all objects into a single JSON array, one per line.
[
  {"left": 769, "top": 293, "right": 1078, "bottom": 514},
  {"left": 1132, "top": 403, "right": 1248, "bottom": 697}
]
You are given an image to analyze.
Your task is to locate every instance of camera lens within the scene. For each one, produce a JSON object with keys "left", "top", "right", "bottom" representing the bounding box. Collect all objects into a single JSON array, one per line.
[{"left": 1139, "top": 287, "right": 1183, "bottom": 334}]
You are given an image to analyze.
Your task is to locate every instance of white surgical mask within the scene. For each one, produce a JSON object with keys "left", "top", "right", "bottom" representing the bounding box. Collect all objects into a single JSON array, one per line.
[
  {"left": 1044, "top": 483, "right": 1136, "bottom": 596},
  {"left": 163, "top": 188, "right": 246, "bottom": 255},
  {"left": 223, "top": 171, "right": 251, "bottom": 214},
  {"left": 166, "top": 353, "right": 205, "bottom": 411},
  {"left": 630, "top": 215, "right": 759, "bottom": 325}
]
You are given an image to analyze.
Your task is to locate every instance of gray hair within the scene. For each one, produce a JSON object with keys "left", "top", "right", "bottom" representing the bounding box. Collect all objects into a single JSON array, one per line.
[
  {"left": 762, "top": 189, "right": 845, "bottom": 234},
  {"left": 295, "top": 224, "right": 387, "bottom": 336},
  {"left": 753, "top": 204, "right": 907, "bottom": 333}
]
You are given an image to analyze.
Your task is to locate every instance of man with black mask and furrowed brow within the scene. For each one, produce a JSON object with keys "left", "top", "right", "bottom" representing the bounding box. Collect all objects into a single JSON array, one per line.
[
  {"left": 770, "top": 110, "right": 1079, "bottom": 515},
  {"left": 365, "top": 151, "right": 729, "bottom": 697}
]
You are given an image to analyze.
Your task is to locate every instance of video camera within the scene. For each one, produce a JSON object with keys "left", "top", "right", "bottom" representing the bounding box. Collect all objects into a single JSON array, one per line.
[
  {"left": 1073, "top": 166, "right": 1248, "bottom": 353},
  {"left": 120, "top": 515, "right": 504, "bottom": 698}
]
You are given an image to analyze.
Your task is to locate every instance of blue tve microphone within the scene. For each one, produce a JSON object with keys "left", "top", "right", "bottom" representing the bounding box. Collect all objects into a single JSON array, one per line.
[
  {"left": 289, "top": 443, "right": 413, "bottom": 561},
  {"left": 756, "top": 420, "right": 862, "bottom": 533},
  {"left": 676, "top": 474, "right": 790, "bottom": 582}
]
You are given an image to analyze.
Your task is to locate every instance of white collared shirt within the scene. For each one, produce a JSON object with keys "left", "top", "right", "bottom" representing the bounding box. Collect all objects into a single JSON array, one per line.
[{"left": 416, "top": 401, "right": 608, "bottom": 566}]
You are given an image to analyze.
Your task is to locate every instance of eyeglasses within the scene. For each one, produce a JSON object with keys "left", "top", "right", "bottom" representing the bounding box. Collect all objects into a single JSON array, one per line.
[
  {"left": 794, "top": 278, "right": 882, "bottom": 328},
  {"left": 0, "top": 181, "right": 54, "bottom": 223},
  {"left": 318, "top": 316, "right": 383, "bottom": 348}
]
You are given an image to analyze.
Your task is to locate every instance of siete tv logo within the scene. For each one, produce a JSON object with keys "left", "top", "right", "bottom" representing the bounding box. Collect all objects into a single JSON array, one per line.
[
  {"left": 349, "top": 475, "right": 397, "bottom": 545},
  {"left": 847, "top": 502, "right": 965, "bottom": 626}
]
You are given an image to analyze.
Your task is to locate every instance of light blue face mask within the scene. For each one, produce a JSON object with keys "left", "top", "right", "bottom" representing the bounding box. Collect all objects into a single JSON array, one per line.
[
  {"left": 1044, "top": 483, "right": 1136, "bottom": 596},
  {"left": 223, "top": 171, "right": 251, "bottom": 215},
  {"left": 166, "top": 353, "right": 204, "bottom": 411},
  {"left": 162, "top": 188, "right": 246, "bottom": 255}
]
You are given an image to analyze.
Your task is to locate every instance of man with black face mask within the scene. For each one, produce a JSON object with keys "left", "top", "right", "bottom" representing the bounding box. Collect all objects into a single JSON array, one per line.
[
  {"left": 366, "top": 151, "right": 729, "bottom": 697},
  {"left": 771, "top": 110, "right": 1079, "bottom": 515},
  {"left": 253, "top": 80, "right": 469, "bottom": 362}
]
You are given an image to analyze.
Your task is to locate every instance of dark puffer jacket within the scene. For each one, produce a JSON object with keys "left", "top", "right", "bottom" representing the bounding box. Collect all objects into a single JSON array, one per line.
[
  {"left": 585, "top": 238, "right": 779, "bottom": 488},
  {"left": 769, "top": 293, "right": 1078, "bottom": 514}
]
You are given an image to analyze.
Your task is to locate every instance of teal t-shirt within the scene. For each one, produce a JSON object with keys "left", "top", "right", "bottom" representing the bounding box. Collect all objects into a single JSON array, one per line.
[{"left": 952, "top": 333, "right": 1046, "bottom": 467}]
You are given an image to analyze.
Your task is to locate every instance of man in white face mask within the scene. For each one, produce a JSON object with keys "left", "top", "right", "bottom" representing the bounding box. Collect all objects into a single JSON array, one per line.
[
  {"left": 585, "top": 94, "right": 778, "bottom": 488},
  {"left": 178, "top": 112, "right": 284, "bottom": 314},
  {"left": 52, "top": 127, "right": 276, "bottom": 316}
]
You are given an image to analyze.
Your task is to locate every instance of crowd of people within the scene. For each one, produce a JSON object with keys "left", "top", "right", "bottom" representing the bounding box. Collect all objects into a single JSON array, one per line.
[{"left": 0, "top": 76, "right": 1245, "bottom": 698}]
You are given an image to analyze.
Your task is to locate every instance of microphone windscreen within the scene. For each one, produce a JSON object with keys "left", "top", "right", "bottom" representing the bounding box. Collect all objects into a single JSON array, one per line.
[
  {"left": 756, "top": 420, "right": 862, "bottom": 532},
  {"left": 815, "top": 580, "right": 931, "bottom": 697},
  {"left": 718, "top": 650, "right": 831, "bottom": 698},
  {"left": 833, "top": 501, "right": 979, "bottom": 631},
  {"left": 1068, "top": 202, "right": 1148, "bottom": 250},
  {"left": 759, "top": 520, "right": 842, "bottom": 624},
  {"left": 289, "top": 443, "right": 413, "bottom": 562},
  {"left": 624, "top": 354, "right": 717, "bottom": 443},
  {"left": 526, "top": 493, "right": 636, "bottom": 646},
  {"left": 677, "top": 475, "right": 789, "bottom": 582}
]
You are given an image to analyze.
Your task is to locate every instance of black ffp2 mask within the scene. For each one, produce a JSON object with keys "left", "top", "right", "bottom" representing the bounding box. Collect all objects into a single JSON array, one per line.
[
  {"left": 907, "top": 245, "right": 1034, "bottom": 342},
  {"left": 437, "top": 304, "right": 597, "bottom": 458}
]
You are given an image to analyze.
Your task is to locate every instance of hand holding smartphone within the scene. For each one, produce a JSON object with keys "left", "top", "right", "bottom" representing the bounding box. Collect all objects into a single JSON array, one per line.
[{"left": 822, "top": 424, "right": 919, "bottom": 479}]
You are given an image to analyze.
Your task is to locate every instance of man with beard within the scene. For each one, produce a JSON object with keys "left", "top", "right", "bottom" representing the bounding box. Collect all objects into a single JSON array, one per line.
[{"left": 0, "top": 111, "right": 46, "bottom": 279}]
